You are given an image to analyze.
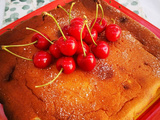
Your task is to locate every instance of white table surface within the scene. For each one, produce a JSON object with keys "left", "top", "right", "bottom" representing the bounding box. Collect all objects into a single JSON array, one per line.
[{"left": 0, "top": 0, "right": 160, "bottom": 29}]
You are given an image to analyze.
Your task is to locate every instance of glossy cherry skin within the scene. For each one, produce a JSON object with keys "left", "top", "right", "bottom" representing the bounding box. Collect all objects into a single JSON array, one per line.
[
  {"left": 57, "top": 36, "right": 77, "bottom": 56},
  {"left": 56, "top": 57, "right": 76, "bottom": 74},
  {"left": 68, "top": 21, "right": 86, "bottom": 41},
  {"left": 90, "top": 18, "right": 107, "bottom": 33},
  {"left": 77, "top": 53, "right": 96, "bottom": 71},
  {"left": 33, "top": 51, "right": 52, "bottom": 69},
  {"left": 105, "top": 24, "right": 121, "bottom": 42},
  {"left": 83, "top": 28, "right": 98, "bottom": 45},
  {"left": 76, "top": 41, "right": 90, "bottom": 55},
  {"left": 32, "top": 33, "right": 51, "bottom": 50},
  {"left": 49, "top": 41, "right": 62, "bottom": 58},
  {"left": 91, "top": 41, "right": 109, "bottom": 59},
  {"left": 61, "top": 25, "right": 70, "bottom": 36}
]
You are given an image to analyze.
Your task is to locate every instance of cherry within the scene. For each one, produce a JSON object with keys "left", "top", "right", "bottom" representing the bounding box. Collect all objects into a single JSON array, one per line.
[
  {"left": 77, "top": 53, "right": 96, "bottom": 71},
  {"left": 58, "top": 3, "right": 75, "bottom": 37},
  {"left": 82, "top": 15, "right": 98, "bottom": 46},
  {"left": 49, "top": 41, "right": 62, "bottom": 58},
  {"left": 26, "top": 27, "right": 52, "bottom": 50},
  {"left": 35, "top": 57, "right": 76, "bottom": 88},
  {"left": 61, "top": 2, "right": 83, "bottom": 38},
  {"left": 83, "top": 28, "right": 98, "bottom": 45},
  {"left": 26, "top": 27, "right": 62, "bottom": 58},
  {"left": 91, "top": 40, "right": 109, "bottom": 59},
  {"left": 76, "top": 41, "right": 89, "bottom": 55},
  {"left": 43, "top": 12, "right": 78, "bottom": 56},
  {"left": 105, "top": 24, "right": 121, "bottom": 42},
  {"left": 31, "top": 33, "right": 51, "bottom": 50},
  {"left": 62, "top": 3, "right": 85, "bottom": 40},
  {"left": 76, "top": 16, "right": 96, "bottom": 71},
  {"left": 68, "top": 20, "right": 86, "bottom": 41},
  {"left": 90, "top": 18, "right": 107, "bottom": 33},
  {"left": 60, "top": 3, "right": 85, "bottom": 41},
  {"left": 57, "top": 36, "right": 77, "bottom": 56},
  {"left": 56, "top": 57, "right": 76, "bottom": 74},
  {"left": 90, "top": 3, "right": 107, "bottom": 33},
  {"left": 33, "top": 51, "right": 52, "bottom": 69},
  {"left": 61, "top": 25, "right": 70, "bottom": 36}
]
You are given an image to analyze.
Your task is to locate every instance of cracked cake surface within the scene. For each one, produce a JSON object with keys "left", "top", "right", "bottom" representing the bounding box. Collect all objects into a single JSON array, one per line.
[{"left": 0, "top": 0, "right": 160, "bottom": 120}]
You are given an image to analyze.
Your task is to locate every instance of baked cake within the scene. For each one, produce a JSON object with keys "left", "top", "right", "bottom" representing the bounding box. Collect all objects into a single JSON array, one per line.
[{"left": 0, "top": 0, "right": 160, "bottom": 119}]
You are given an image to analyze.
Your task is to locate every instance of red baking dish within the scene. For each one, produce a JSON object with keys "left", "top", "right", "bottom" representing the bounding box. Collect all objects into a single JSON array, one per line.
[{"left": 0, "top": 0, "right": 160, "bottom": 119}]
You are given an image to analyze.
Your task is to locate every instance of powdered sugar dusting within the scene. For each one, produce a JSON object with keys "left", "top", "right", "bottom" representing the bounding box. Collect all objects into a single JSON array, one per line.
[
  {"left": 121, "top": 31, "right": 132, "bottom": 40},
  {"left": 152, "top": 61, "right": 160, "bottom": 77},
  {"left": 92, "top": 59, "right": 114, "bottom": 80},
  {"left": 114, "top": 8, "right": 121, "bottom": 13},
  {"left": 121, "top": 50, "right": 128, "bottom": 59},
  {"left": 57, "top": 17, "right": 69, "bottom": 26}
]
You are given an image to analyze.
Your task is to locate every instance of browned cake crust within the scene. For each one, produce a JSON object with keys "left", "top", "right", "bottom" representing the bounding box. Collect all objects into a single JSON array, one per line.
[{"left": 0, "top": 0, "right": 160, "bottom": 119}]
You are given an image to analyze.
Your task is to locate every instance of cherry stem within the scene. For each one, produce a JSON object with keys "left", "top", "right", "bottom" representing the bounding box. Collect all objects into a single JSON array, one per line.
[
  {"left": 35, "top": 68, "right": 63, "bottom": 88},
  {"left": 111, "top": 18, "right": 115, "bottom": 24},
  {"left": 98, "top": 3, "right": 104, "bottom": 25},
  {"left": 43, "top": 12, "right": 67, "bottom": 40},
  {"left": 85, "top": 20, "right": 97, "bottom": 46},
  {"left": 26, "top": 27, "right": 53, "bottom": 44},
  {"left": 90, "top": 3, "right": 99, "bottom": 30},
  {"left": 1, "top": 46, "right": 32, "bottom": 61},
  {"left": 69, "top": 2, "right": 75, "bottom": 24},
  {"left": 80, "top": 16, "right": 87, "bottom": 57},
  {"left": 2, "top": 40, "right": 37, "bottom": 48},
  {"left": 57, "top": 5, "right": 73, "bottom": 19}
]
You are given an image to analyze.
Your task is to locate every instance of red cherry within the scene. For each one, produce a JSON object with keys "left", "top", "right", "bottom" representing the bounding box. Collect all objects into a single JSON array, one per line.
[
  {"left": 77, "top": 53, "right": 96, "bottom": 71},
  {"left": 90, "top": 18, "right": 107, "bottom": 33},
  {"left": 32, "top": 33, "right": 51, "bottom": 50},
  {"left": 49, "top": 41, "right": 62, "bottom": 58},
  {"left": 91, "top": 41, "right": 109, "bottom": 59},
  {"left": 76, "top": 41, "right": 90, "bottom": 55},
  {"left": 57, "top": 36, "right": 77, "bottom": 56},
  {"left": 105, "top": 24, "right": 121, "bottom": 42},
  {"left": 35, "top": 57, "right": 75, "bottom": 88},
  {"left": 83, "top": 28, "right": 98, "bottom": 45},
  {"left": 69, "top": 20, "right": 86, "bottom": 41},
  {"left": 56, "top": 57, "right": 76, "bottom": 74},
  {"left": 33, "top": 51, "right": 52, "bottom": 68},
  {"left": 62, "top": 25, "right": 70, "bottom": 36}
]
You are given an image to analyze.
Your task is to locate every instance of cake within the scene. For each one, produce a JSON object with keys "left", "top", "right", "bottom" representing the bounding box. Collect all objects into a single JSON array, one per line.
[{"left": 0, "top": 0, "right": 160, "bottom": 119}]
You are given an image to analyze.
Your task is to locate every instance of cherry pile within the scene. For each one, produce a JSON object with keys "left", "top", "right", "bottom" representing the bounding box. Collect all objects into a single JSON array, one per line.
[{"left": 1, "top": 2, "right": 121, "bottom": 88}]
